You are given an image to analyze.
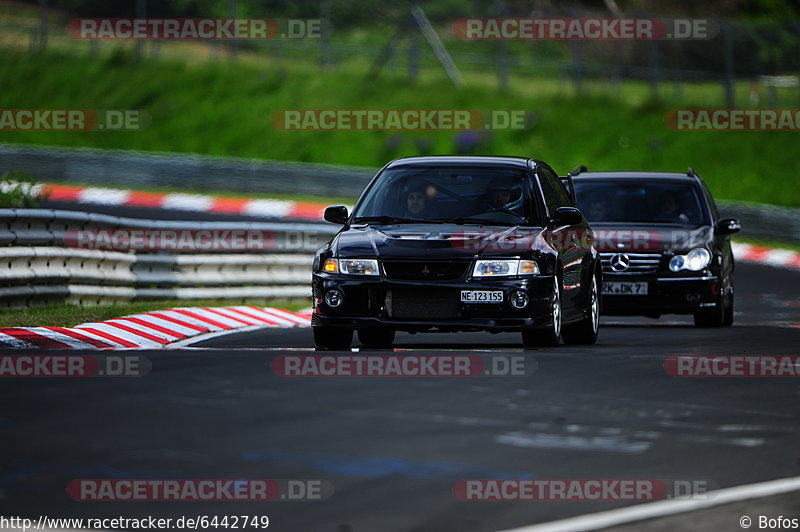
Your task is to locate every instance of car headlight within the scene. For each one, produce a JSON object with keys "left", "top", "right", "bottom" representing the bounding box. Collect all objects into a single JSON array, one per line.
[
  {"left": 338, "top": 259, "right": 380, "bottom": 276},
  {"left": 669, "top": 248, "right": 711, "bottom": 272},
  {"left": 472, "top": 259, "right": 539, "bottom": 277}
]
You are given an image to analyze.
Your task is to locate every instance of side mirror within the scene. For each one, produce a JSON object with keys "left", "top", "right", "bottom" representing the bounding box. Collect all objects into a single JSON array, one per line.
[
  {"left": 716, "top": 217, "right": 741, "bottom": 234},
  {"left": 550, "top": 206, "right": 583, "bottom": 226},
  {"left": 324, "top": 205, "right": 349, "bottom": 224}
]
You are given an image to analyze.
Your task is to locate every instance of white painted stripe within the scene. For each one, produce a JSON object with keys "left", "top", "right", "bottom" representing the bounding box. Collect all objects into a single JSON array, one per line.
[
  {"left": 498, "top": 475, "right": 800, "bottom": 532},
  {"left": 175, "top": 307, "right": 245, "bottom": 328},
  {"left": 76, "top": 323, "right": 162, "bottom": 347},
  {"left": 0, "top": 332, "right": 37, "bottom": 348},
  {"left": 153, "top": 309, "right": 225, "bottom": 331},
  {"left": 79, "top": 187, "right": 130, "bottom": 205},
  {"left": 261, "top": 307, "right": 308, "bottom": 325},
  {"left": 210, "top": 307, "right": 265, "bottom": 325},
  {"left": 126, "top": 313, "right": 200, "bottom": 337},
  {"left": 167, "top": 324, "right": 273, "bottom": 348},
  {"left": 240, "top": 307, "right": 296, "bottom": 326},
  {"left": 763, "top": 249, "right": 798, "bottom": 267},
  {"left": 161, "top": 193, "right": 214, "bottom": 211},
  {"left": 106, "top": 319, "right": 181, "bottom": 341},
  {"left": 229, "top": 306, "right": 284, "bottom": 325},
  {"left": 242, "top": 199, "right": 294, "bottom": 218},
  {"left": 63, "top": 327, "right": 128, "bottom": 348},
  {"left": 22, "top": 328, "right": 97, "bottom": 349},
  {"left": 146, "top": 310, "right": 218, "bottom": 331}
]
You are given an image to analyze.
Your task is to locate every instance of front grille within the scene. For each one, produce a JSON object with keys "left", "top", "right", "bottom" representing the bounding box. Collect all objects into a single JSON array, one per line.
[
  {"left": 600, "top": 253, "right": 662, "bottom": 274},
  {"left": 386, "top": 288, "right": 460, "bottom": 319},
  {"left": 382, "top": 261, "right": 469, "bottom": 281}
]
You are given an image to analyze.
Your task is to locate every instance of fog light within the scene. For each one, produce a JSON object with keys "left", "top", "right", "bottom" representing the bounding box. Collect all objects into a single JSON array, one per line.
[
  {"left": 510, "top": 290, "right": 529, "bottom": 309},
  {"left": 324, "top": 289, "right": 344, "bottom": 308}
]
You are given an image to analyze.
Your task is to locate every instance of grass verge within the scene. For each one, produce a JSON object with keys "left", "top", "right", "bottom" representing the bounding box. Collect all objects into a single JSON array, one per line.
[
  {"left": 1, "top": 49, "right": 799, "bottom": 207},
  {"left": 733, "top": 236, "right": 800, "bottom": 254}
]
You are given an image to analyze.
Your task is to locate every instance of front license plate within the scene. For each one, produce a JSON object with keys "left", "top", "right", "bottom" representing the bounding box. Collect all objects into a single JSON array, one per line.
[
  {"left": 602, "top": 281, "right": 649, "bottom": 295},
  {"left": 461, "top": 290, "right": 504, "bottom": 303}
]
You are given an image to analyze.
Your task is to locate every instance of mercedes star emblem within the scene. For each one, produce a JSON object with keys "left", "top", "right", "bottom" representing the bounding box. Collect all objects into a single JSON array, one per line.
[{"left": 610, "top": 253, "right": 631, "bottom": 272}]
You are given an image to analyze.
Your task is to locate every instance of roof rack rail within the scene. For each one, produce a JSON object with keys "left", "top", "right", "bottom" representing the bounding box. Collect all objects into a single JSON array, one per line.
[
  {"left": 687, "top": 167, "right": 699, "bottom": 178},
  {"left": 571, "top": 165, "right": 588, "bottom": 176}
]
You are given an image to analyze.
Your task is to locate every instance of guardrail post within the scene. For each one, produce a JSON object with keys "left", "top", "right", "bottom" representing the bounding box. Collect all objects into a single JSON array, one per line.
[
  {"left": 38, "top": 0, "right": 48, "bottom": 51},
  {"left": 229, "top": 0, "right": 238, "bottom": 60},
  {"left": 721, "top": 18, "right": 735, "bottom": 108},
  {"left": 135, "top": 0, "right": 146, "bottom": 62}
]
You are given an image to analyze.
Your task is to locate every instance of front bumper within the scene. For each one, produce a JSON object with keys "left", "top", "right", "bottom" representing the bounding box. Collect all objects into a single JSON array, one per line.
[
  {"left": 601, "top": 274, "right": 720, "bottom": 316},
  {"left": 311, "top": 273, "right": 555, "bottom": 332}
]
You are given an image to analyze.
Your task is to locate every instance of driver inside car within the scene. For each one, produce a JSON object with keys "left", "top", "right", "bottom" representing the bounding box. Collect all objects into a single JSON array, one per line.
[
  {"left": 403, "top": 184, "right": 438, "bottom": 218},
  {"left": 478, "top": 178, "right": 521, "bottom": 214}
]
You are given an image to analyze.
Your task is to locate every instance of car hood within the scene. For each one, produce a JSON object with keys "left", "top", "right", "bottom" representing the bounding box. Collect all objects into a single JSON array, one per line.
[
  {"left": 592, "top": 224, "right": 712, "bottom": 253},
  {"left": 334, "top": 223, "right": 548, "bottom": 259}
]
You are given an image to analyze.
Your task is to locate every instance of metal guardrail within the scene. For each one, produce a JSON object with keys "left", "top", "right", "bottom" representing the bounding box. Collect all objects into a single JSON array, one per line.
[
  {"left": 1, "top": 199, "right": 797, "bottom": 309},
  {"left": 718, "top": 201, "right": 800, "bottom": 245},
  {"left": 4, "top": 144, "right": 800, "bottom": 244},
  {"left": 0, "top": 209, "right": 335, "bottom": 308},
  {"left": 0, "top": 143, "right": 376, "bottom": 198},
  {"left": 0, "top": 208, "right": 336, "bottom": 248}
]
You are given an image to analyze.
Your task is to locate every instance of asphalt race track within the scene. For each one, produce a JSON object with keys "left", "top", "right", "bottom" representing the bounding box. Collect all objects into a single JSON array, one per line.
[{"left": 1, "top": 262, "right": 799, "bottom": 531}]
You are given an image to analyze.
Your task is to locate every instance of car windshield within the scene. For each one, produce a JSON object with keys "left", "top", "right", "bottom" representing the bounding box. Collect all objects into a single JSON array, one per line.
[
  {"left": 352, "top": 166, "right": 539, "bottom": 225},
  {"left": 574, "top": 179, "right": 707, "bottom": 225}
]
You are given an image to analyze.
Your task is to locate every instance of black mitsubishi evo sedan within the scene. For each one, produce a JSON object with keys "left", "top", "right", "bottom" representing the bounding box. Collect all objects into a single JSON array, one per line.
[
  {"left": 571, "top": 168, "right": 741, "bottom": 327},
  {"left": 311, "top": 156, "right": 602, "bottom": 349}
]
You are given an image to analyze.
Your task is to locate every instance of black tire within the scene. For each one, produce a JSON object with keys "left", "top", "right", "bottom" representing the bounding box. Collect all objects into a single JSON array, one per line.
[
  {"left": 357, "top": 327, "right": 396, "bottom": 348},
  {"left": 313, "top": 326, "right": 353, "bottom": 349},
  {"left": 522, "top": 276, "right": 562, "bottom": 348},
  {"left": 562, "top": 273, "right": 600, "bottom": 345}
]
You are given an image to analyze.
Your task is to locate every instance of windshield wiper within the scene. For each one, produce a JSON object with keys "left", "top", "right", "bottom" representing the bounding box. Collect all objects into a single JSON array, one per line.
[
  {"left": 433, "top": 217, "right": 519, "bottom": 226},
  {"left": 352, "top": 216, "right": 431, "bottom": 224}
]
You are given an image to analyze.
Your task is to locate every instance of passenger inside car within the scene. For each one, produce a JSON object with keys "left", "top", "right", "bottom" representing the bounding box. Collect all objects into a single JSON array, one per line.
[{"left": 656, "top": 191, "right": 691, "bottom": 223}]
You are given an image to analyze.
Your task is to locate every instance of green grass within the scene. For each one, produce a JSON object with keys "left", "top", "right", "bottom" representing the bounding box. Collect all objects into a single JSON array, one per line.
[
  {"left": 1, "top": 47, "right": 799, "bottom": 207},
  {"left": 0, "top": 299, "right": 309, "bottom": 328}
]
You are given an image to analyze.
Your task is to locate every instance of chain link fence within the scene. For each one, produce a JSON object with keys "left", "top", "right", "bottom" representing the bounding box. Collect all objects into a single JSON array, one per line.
[{"left": 6, "top": 1, "right": 800, "bottom": 104}]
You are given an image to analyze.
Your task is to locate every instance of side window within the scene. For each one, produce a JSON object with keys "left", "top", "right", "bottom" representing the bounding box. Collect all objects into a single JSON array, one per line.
[
  {"left": 701, "top": 181, "right": 720, "bottom": 221},
  {"left": 537, "top": 170, "right": 560, "bottom": 216},
  {"left": 540, "top": 167, "right": 571, "bottom": 208}
]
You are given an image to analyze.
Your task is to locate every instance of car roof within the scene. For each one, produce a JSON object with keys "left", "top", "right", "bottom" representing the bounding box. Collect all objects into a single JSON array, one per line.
[
  {"left": 385, "top": 155, "right": 536, "bottom": 169},
  {"left": 572, "top": 171, "right": 699, "bottom": 183}
]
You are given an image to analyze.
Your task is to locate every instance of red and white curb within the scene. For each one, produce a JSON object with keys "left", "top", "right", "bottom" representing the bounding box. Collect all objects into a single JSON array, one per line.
[
  {"left": 41, "top": 183, "right": 332, "bottom": 221},
  {"left": 0, "top": 306, "right": 312, "bottom": 349},
  {"left": 732, "top": 242, "right": 800, "bottom": 270}
]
